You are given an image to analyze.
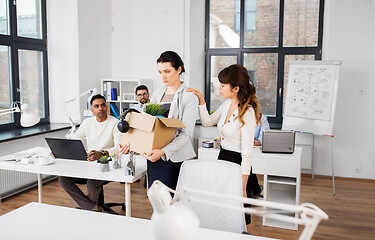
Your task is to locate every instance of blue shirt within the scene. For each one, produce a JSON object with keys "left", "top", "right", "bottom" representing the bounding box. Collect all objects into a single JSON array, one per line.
[
  {"left": 130, "top": 103, "right": 144, "bottom": 112},
  {"left": 254, "top": 115, "right": 270, "bottom": 144}
]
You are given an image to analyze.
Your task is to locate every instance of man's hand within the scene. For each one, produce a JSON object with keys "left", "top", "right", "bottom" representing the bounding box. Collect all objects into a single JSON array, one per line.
[
  {"left": 142, "top": 149, "right": 165, "bottom": 162},
  {"left": 119, "top": 143, "right": 131, "bottom": 154},
  {"left": 87, "top": 150, "right": 103, "bottom": 161},
  {"left": 254, "top": 139, "right": 261, "bottom": 146}
]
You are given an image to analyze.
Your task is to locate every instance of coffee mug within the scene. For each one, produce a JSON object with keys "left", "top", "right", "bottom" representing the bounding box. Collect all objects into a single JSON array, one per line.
[{"left": 38, "top": 155, "right": 51, "bottom": 165}]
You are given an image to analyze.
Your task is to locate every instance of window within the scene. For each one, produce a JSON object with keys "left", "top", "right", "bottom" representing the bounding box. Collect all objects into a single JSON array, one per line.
[
  {"left": 234, "top": 0, "right": 257, "bottom": 32},
  {"left": 206, "top": 0, "right": 324, "bottom": 125},
  {"left": 0, "top": 0, "right": 48, "bottom": 130}
]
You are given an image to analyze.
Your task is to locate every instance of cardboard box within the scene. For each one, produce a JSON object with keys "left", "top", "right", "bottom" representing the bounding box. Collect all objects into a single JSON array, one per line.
[{"left": 121, "top": 112, "right": 185, "bottom": 154}]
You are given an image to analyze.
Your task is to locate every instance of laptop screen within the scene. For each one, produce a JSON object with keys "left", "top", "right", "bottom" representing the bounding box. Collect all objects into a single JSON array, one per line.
[{"left": 45, "top": 138, "right": 87, "bottom": 160}]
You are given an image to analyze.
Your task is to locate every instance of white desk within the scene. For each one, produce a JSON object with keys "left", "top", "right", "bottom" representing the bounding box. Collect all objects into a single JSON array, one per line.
[
  {"left": 0, "top": 147, "right": 147, "bottom": 217},
  {"left": 0, "top": 202, "right": 274, "bottom": 240},
  {"left": 198, "top": 147, "right": 302, "bottom": 230}
]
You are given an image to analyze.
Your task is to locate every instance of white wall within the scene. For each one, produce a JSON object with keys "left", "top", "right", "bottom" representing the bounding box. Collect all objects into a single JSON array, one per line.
[
  {"left": 77, "top": 0, "right": 112, "bottom": 118},
  {"left": 111, "top": 0, "right": 183, "bottom": 83},
  {"left": 315, "top": 0, "right": 375, "bottom": 179},
  {"left": 110, "top": 0, "right": 205, "bottom": 91},
  {"left": 48, "top": 0, "right": 112, "bottom": 124},
  {"left": 186, "top": 0, "right": 206, "bottom": 92},
  {"left": 47, "top": 0, "right": 80, "bottom": 124}
]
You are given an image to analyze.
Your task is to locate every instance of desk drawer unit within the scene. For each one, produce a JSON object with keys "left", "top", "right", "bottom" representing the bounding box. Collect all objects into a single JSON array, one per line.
[
  {"left": 267, "top": 157, "right": 299, "bottom": 178},
  {"left": 252, "top": 155, "right": 266, "bottom": 174},
  {"left": 262, "top": 148, "right": 302, "bottom": 230}
]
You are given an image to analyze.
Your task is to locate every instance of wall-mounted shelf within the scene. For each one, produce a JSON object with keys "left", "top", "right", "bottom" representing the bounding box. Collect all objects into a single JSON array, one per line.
[{"left": 101, "top": 79, "right": 152, "bottom": 117}]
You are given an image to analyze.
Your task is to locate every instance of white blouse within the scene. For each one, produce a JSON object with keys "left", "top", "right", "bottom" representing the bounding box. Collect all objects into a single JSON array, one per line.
[{"left": 199, "top": 100, "right": 256, "bottom": 175}]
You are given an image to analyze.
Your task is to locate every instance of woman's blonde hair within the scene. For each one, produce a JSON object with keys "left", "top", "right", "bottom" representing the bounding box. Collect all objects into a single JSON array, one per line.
[{"left": 218, "top": 64, "right": 261, "bottom": 127}]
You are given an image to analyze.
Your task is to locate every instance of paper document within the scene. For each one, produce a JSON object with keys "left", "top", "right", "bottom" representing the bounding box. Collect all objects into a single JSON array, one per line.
[{"left": 0, "top": 152, "right": 35, "bottom": 161}]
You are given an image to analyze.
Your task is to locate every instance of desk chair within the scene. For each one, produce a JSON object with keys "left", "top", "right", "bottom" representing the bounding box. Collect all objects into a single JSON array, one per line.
[
  {"left": 98, "top": 182, "right": 125, "bottom": 215},
  {"left": 76, "top": 179, "right": 125, "bottom": 214},
  {"left": 174, "top": 159, "right": 246, "bottom": 233}
]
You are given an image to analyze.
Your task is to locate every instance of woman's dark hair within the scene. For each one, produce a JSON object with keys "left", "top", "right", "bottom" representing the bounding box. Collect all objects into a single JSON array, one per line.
[
  {"left": 156, "top": 51, "right": 185, "bottom": 75},
  {"left": 90, "top": 94, "right": 106, "bottom": 105},
  {"left": 218, "top": 64, "right": 261, "bottom": 126}
]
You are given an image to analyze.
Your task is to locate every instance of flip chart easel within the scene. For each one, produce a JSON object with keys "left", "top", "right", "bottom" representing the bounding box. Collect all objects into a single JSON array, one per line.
[{"left": 282, "top": 60, "right": 342, "bottom": 195}]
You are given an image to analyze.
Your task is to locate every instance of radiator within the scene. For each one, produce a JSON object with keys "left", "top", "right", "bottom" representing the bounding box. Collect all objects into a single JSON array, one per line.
[{"left": 0, "top": 169, "right": 38, "bottom": 197}]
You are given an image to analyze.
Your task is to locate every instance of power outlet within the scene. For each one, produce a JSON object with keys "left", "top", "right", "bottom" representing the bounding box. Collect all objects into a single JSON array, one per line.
[{"left": 358, "top": 88, "right": 367, "bottom": 96}]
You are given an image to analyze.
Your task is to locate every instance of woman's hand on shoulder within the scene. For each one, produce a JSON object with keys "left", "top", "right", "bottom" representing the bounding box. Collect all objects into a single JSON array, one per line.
[{"left": 186, "top": 88, "right": 205, "bottom": 105}]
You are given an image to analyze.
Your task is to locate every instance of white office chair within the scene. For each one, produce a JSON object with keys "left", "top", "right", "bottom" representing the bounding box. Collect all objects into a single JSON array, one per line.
[{"left": 174, "top": 159, "right": 246, "bottom": 233}]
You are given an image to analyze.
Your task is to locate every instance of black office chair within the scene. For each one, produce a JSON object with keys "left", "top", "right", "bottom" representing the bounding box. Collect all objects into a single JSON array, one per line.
[
  {"left": 98, "top": 181, "right": 126, "bottom": 215},
  {"left": 76, "top": 179, "right": 125, "bottom": 214}
]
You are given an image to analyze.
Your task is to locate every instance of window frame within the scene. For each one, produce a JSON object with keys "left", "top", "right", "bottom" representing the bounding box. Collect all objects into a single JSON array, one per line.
[
  {"left": 205, "top": 0, "right": 324, "bottom": 125},
  {"left": 0, "top": 0, "right": 49, "bottom": 130}
]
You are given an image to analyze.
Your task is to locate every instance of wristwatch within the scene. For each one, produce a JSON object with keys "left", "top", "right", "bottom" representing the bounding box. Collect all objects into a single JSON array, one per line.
[{"left": 101, "top": 150, "right": 107, "bottom": 157}]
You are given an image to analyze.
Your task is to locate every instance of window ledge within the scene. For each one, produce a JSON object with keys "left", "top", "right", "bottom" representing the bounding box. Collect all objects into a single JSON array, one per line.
[{"left": 0, "top": 123, "right": 70, "bottom": 143}]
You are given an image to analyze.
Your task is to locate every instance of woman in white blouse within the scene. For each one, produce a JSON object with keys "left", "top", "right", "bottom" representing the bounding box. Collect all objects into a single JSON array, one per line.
[{"left": 187, "top": 64, "right": 261, "bottom": 228}]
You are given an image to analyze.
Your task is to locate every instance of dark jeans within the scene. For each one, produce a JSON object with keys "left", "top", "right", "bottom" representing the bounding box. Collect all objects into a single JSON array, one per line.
[
  {"left": 59, "top": 177, "right": 105, "bottom": 210},
  {"left": 218, "top": 148, "right": 262, "bottom": 224},
  {"left": 147, "top": 158, "right": 182, "bottom": 191}
]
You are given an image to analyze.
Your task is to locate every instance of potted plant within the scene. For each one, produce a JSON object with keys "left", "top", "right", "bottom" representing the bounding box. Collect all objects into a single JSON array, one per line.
[
  {"left": 144, "top": 103, "right": 167, "bottom": 117},
  {"left": 97, "top": 155, "right": 112, "bottom": 172}
]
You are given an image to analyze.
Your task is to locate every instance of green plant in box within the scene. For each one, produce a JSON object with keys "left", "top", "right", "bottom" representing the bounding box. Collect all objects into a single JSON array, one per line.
[{"left": 144, "top": 103, "right": 167, "bottom": 116}]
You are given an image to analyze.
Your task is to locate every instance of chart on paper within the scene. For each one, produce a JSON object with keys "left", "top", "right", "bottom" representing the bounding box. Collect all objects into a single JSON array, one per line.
[{"left": 286, "top": 64, "right": 336, "bottom": 121}]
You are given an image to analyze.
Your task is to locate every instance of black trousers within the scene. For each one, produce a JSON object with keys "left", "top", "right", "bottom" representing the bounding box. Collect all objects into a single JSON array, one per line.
[
  {"left": 147, "top": 158, "right": 182, "bottom": 191},
  {"left": 218, "top": 148, "right": 261, "bottom": 224}
]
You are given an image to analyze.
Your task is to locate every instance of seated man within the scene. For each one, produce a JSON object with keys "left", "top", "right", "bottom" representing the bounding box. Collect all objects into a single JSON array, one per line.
[
  {"left": 59, "top": 94, "right": 121, "bottom": 211},
  {"left": 254, "top": 114, "right": 270, "bottom": 146},
  {"left": 131, "top": 85, "right": 150, "bottom": 112}
]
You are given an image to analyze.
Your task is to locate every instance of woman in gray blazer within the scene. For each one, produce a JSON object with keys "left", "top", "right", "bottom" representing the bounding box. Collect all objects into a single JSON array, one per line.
[{"left": 121, "top": 51, "right": 198, "bottom": 190}]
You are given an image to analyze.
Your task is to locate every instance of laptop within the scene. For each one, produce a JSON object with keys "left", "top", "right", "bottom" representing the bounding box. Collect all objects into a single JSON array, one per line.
[
  {"left": 45, "top": 138, "right": 87, "bottom": 160},
  {"left": 261, "top": 130, "right": 295, "bottom": 154}
]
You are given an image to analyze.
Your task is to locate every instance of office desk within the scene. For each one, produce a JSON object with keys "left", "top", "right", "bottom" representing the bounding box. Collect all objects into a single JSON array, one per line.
[
  {"left": 198, "top": 147, "right": 302, "bottom": 230},
  {"left": 0, "top": 147, "right": 147, "bottom": 217},
  {"left": 0, "top": 202, "right": 275, "bottom": 240}
]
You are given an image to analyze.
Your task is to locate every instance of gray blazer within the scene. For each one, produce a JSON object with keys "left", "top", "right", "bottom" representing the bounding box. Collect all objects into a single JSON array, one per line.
[{"left": 150, "top": 82, "right": 199, "bottom": 162}]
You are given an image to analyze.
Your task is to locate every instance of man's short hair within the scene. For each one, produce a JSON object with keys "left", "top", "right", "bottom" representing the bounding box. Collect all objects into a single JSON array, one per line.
[
  {"left": 90, "top": 94, "right": 106, "bottom": 105},
  {"left": 135, "top": 85, "right": 149, "bottom": 94}
]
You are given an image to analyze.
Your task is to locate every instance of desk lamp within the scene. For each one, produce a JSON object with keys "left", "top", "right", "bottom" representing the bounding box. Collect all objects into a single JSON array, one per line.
[
  {"left": 148, "top": 180, "right": 328, "bottom": 240},
  {"left": 0, "top": 103, "right": 40, "bottom": 127},
  {"left": 64, "top": 88, "right": 97, "bottom": 139}
]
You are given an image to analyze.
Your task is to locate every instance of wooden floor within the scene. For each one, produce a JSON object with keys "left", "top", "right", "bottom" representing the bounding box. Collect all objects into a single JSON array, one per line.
[{"left": 1, "top": 174, "right": 375, "bottom": 240}]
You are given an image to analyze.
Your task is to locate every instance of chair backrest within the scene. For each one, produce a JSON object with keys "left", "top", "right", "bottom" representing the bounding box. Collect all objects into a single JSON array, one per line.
[{"left": 174, "top": 159, "right": 246, "bottom": 233}]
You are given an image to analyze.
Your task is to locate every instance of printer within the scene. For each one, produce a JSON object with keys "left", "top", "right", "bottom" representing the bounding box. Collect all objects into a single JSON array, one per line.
[{"left": 261, "top": 130, "right": 295, "bottom": 154}]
